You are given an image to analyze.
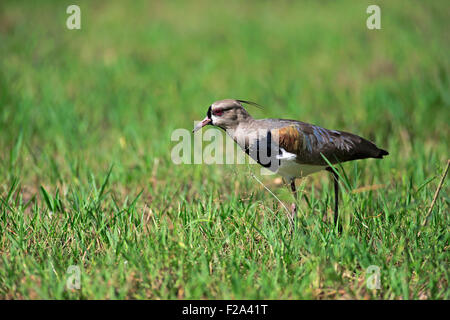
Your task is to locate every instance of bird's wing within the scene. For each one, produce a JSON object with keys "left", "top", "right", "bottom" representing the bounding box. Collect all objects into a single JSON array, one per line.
[{"left": 270, "top": 123, "right": 387, "bottom": 165}]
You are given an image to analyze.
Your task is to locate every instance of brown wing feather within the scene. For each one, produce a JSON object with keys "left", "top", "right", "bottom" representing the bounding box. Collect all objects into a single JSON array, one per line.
[{"left": 271, "top": 124, "right": 388, "bottom": 165}]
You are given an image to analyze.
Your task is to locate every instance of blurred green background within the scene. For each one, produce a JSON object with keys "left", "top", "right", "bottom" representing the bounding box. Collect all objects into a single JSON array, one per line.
[{"left": 0, "top": 0, "right": 448, "bottom": 299}]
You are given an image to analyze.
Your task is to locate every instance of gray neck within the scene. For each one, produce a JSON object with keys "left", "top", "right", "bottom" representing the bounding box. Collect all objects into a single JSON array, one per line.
[{"left": 223, "top": 118, "right": 257, "bottom": 148}]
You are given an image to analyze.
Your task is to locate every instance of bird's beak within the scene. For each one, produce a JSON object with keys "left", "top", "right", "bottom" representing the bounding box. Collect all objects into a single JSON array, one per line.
[{"left": 192, "top": 117, "right": 212, "bottom": 133}]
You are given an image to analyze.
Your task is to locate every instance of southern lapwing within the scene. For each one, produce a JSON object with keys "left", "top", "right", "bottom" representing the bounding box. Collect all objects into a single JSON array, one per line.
[{"left": 193, "top": 99, "right": 389, "bottom": 228}]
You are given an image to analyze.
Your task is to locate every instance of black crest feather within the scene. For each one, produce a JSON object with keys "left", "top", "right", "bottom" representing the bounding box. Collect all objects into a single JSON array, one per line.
[{"left": 236, "top": 99, "right": 264, "bottom": 110}]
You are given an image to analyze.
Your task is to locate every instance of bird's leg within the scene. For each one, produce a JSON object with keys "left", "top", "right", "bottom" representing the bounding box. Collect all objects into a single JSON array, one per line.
[
  {"left": 289, "top": 179, "right": 297, "bottom": 232},
  {"left": 326, "top": 167, "right": 339, "bottom": 226}
]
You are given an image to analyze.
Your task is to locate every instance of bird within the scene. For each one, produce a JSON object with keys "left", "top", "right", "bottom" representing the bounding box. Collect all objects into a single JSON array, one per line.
[{"left": 192, "top": 99, "right": 389, "bottom": 230}]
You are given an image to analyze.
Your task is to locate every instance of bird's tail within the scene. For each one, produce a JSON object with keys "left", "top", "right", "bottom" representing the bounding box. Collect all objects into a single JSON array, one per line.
[{"left": 374, "top": 148, "right": 389, "bottom": 159}]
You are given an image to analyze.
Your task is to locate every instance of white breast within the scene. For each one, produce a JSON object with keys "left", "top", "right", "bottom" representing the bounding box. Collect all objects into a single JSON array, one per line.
[
  {"left": 275, "top": 149, "right": 325, "bottom": 180},
  {"left": 276, "top": 159, "right": 326, "bottom": 180}
]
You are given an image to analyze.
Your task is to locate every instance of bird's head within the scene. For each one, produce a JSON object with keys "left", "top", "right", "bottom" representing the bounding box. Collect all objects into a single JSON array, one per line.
[{"left": 192, "top": 99, "right": 258, "bottom": 132}]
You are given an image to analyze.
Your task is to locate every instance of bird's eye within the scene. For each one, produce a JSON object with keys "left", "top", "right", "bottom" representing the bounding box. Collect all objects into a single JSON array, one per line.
[{"left": 213, "top": 109, "right": 224, "bottom": 116}]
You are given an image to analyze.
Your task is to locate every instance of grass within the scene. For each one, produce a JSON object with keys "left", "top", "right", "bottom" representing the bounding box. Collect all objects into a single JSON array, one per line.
[{"left": 0, "top": 0, "right": 449, "bottom": 299}]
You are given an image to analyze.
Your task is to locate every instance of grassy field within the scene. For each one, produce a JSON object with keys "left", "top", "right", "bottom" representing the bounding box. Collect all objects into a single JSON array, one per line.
[{"left": 0, "top": 0, "right": 449, "bottom": 299}]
